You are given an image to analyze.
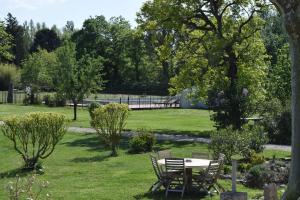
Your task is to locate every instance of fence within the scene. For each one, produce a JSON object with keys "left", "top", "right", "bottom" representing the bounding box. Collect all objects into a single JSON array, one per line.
[{"left": 0, "top": 91, "right": 180, "bottom": 110}]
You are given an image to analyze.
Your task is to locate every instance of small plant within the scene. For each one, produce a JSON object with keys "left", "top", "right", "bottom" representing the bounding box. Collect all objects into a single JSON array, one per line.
[
  {"left": 2, "top": 112, "right": 68, "bottom": 170},
  {"left": 245, "top": 164, "right": 271, "bottom": 188},
  {"left": 250, "top": 151, "right": 265, "bottom": 166},
  {"left": 129, "top": 128, "right": 156, "bottom": 153},
  {"left": 91, "top": 103, "right": 129, "bottom": 156},
  {"left": 43, "top": 93, "right": 66, "bottom": 107},
  {"left": 7, "top": 174, "right": 50, "bottom": 200}
]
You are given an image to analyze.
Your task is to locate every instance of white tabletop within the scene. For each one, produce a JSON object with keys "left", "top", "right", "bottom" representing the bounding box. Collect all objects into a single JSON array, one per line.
[{"left": 158, "top": 158, "right": 211, "bottom": 169}]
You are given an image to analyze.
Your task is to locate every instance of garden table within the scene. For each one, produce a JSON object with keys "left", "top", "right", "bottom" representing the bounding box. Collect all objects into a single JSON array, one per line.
[{"left": 158, "top": 158, "right": 211, "bottom": 193}]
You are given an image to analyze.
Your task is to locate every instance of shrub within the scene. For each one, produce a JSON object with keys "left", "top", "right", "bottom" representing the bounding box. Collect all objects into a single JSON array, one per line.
[
  {"left": 209, "top": 125, "right": 268, "bottom": 163},
  {"left": 246, "top": 164, "right": 271, "bottom": 188},
  {"left": 1, "top": 112, "right": 68, "bottom": 170},
  {"left": 259, "top": 98, "right": 291, "bottom": 145},
  {"left": 91, "top": 103, "right": 129, "bottom": 156},
  {"left": 43, "top": 93, "right": 66, "bottom": 107},
  {"left": 238, "top": 125, "right": 268, "bottom": 160},
  {"left": 88, "top": 102, "right": 101, "bottom": 120},
  {"left": 250, "top": 152, "right": 265, "bottom": 166},
  {"left": 129, "top": 129, "right": 156, "bottom": 153},
  {"left": 209, "top": 127, "right": 240, "bottom": 164},
  {"left": 7, "top": 174, "right": 50, "bottom": 200}
]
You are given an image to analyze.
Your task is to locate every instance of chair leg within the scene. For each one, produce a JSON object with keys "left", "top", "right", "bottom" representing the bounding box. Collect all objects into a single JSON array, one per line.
[
  {"left": 181, "top": 184, "right": 185, "bottom": 198},
  {"left": 165, "top": 182, "right": 171, "bottom": 198}
]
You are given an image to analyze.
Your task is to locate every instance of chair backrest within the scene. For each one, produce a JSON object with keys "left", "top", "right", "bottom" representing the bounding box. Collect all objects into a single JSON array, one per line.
[
  {"left": 150, "top": 154, "right": 162, "bottom": 180},
  {"left": 204, "top": 160, "right": 222, "bottom": 184},
  {"left": 157, "top": 150, "right": 171, "bottom": 159},
  {"left": 192, "top": 152, "right": 209, "bottom": 159},
  {"left": 218, "top": 153, "right": 225, "bottom": 162},
  {"left": 165, "top": 158, "right": 185, "bottom": 174}
]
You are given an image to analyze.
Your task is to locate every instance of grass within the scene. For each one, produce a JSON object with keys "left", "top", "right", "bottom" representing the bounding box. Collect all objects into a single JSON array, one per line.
[
  {"left": 0, "top": 131, "right": 289, "bottom": 200},
  {"left": 0, "top": 104, "right": 214, "bottom": 137}
]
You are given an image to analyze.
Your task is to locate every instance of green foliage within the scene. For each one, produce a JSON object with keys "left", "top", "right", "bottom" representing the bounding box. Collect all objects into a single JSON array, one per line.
[
  {"left": 7, "top": 174, "right": 50, "bottom": 200},
  {"left": 129, "top": 128, "right": 156, "bottom": 153},
  {"left": 5, "top": 13, "right": 27, "bottom": 66},
  {"left": 0, "top": 21, "right": 14, "bottom": 62},
  {"left": 259, "top": 98, "right": 291, "bottom": 145},
  {"left": 43, "top": 93, "right": 66, "bottom": 107},
  {"left": 246, "top": 165, "right": 270, "bottom": 188},
  {"left": 209, "top": 128, "right": 240, "bottom": 164},
  {"left": 31, "top": 28, "right": 61, "bottom": 52},
  {"left": 249, "top": 152, "right": 265, "bottom": 166},
  {"left": 91, "top": 103, "right": 129, "bottom": 156},
  {"left": 209, "top": 125, "right": 268, "bottom": 163},
  {"left": 0, "top": 64, "right": 20, "bottom": 90},
  {"left": 138, "top": 0, "right": 268, "bottom": 129},
  {"left": 1, "top": 112, "right": 68, "bottom": 170},
  {"left": 88, "top": 102, "right": 101, "bottom": 122},
  {"left": 54, "top": 41, "right": 104, "bottom": 120}
]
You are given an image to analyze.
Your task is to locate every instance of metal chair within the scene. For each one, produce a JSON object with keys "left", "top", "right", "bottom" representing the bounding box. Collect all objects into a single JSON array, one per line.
[
  {"left": 149, "top": 155, "right": 173, "bottom": 193},
  {"left": 193, "top": 160, "right": 224, "bottom": 194},
  {"left": 192, "top": 152, "right": 210, "bottom": 159},
  {"left": 165, "top": 158, "right": 186, "bottom": 198}
]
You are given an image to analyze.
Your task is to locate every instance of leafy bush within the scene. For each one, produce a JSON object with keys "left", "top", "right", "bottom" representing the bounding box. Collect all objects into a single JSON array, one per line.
[
  {"left": 129, "top": 129, "right": 156, "bottom": 153},
  {"left": 1, "top": 112, "right": 68, "bottom": 170},
  {"left": 0, "top": 64, "right": 20, "bottom": 90},
  {"left": 259, "top": 98, "right": 291, "bottom": 145},
  {"left": 209, "top": 128, "right": 240, "bottom": 164},
  {"left": 7, "top": 174, "right": 50, "bottom": 200},
  {"left": 88, "top": 102, "right": 101, "bottom": 119},
  {"left": 246, "top": 165, "right": 271, "bottom": 188},
  {"left": 43, "top": 93, "right": 66, "bottom": 107},
  {"left": 91, "top": 103, "right": 129, "bottom": 156},
  {"left": 250, "top": 152, "right": 265, "bottom": 166},
  {"left": 209, "top": 125, "right": 268, "bottom": 163}
]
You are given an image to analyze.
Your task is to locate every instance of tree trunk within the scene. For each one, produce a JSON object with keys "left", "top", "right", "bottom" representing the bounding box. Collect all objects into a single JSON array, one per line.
[
  {"left": 7, "top": 82, "right": 14, "bottom": 103},
  {"left": 270, "top": 1, "right": 300, "bottom": 199},
  {"left": 285, "top": 37, "right": 300, "bottom": 200},
  {"left": 73, "top": 99, "right": 77, "bottom": 121},
  {"left": 111, "top": 143, "right": 117, "bottom": 157}
]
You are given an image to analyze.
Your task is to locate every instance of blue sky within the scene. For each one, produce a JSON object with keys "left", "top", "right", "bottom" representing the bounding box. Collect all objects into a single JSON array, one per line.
[{"left": 0, "top": 0, "right": 147, "bottom": 28}]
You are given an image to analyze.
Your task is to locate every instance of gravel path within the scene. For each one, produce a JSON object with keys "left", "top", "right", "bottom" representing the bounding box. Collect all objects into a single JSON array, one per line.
[
  {"left": 68, "top": 127, "right": 291, "bottom": 152},
  {"left": 0, "top": 121, "right": 291, "bottom": 151}
]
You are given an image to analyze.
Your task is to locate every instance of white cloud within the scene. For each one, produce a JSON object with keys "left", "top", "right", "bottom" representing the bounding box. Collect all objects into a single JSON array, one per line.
[{"left": 5, "top": 0, "right": 68, "bottom": 10}]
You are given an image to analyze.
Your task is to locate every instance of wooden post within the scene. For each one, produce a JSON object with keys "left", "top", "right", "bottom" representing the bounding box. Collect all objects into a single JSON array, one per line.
[
  {"left": 220, "top": 160, "right": 247, "bottom": 200},
  {"left": 264, "top": 183, "right": 278, "bottom": 200}
]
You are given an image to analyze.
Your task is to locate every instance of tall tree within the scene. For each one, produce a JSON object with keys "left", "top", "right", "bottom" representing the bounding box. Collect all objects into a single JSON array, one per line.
[
  {"left": 31, "top": 28, "right": 61, "bottom": 52},
  {"left": 55, "top": 41, "right": 104, "bottom": 120},
  {"left": 270, "top": 0, "right": 300, "bottom": 199},
  {"left": 5, "top": 13, "right": 26, "bottom": 66},
  {"left": 138, "top": 0, "right": 268, "bottom": 129},
  {"left": 0, "top": 21, "right": 13, "bottom": 62}
]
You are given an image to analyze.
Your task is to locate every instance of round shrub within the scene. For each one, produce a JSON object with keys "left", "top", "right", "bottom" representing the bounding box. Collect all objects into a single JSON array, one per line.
[
  {"left": 129, "top": 129, "right": 156, "bottom": 153},
  {"left": 1, "top": 112, "right": 68, "bottom": 170},
  {"left": 88, "top": 102, "right": 101, "bottom": 121},
  {"left": 245, "top": 164, "right": 271, "bottom": 188},
  {"left": 91, "top": 103, "right": 129, "bottom": 156}
]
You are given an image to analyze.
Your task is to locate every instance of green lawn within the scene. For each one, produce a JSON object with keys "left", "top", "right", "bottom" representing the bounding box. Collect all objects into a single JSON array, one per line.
[
  {"left": 0, "top": 132, "right": 289, "bottom": 200},
  {"left": 0, "top": 104, "right": 214, "bottom": 137}
]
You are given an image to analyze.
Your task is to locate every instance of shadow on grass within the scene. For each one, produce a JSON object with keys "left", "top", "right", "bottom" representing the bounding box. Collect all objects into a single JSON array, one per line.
[
  {"left": 0, "top": 168, "right": 36, "bottom": 178},
  {"left": 134, "top": 190, "right": 209, "bottom": 200},
  {"left": 71, "top": 154, "right": 111, "bottom": 163},
  {"left": 124, "top": 129, "right": 214, "bottom": 138}
]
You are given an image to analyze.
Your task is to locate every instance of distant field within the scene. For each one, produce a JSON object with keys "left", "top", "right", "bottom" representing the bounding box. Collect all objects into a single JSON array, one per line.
[{"left": 0, "top": 104, "right": 214, "bottom": 137}]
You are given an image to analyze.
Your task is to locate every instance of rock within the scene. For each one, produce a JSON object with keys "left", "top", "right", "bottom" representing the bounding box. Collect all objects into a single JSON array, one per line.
[{"left": 264, "top": 183, "right": 278, "bottom": 200}]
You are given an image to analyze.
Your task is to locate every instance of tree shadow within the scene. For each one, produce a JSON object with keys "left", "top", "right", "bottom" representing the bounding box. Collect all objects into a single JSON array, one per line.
[
  {"left": 0, "top": 167, "right": 38, "bottom": 179},
  {"left": 70, "top": 154, "right": 111, "bottom": 163},
  {"left": 63, "top": 133, "right": 130, "bottom": 152},
  {"left": 133, "top": 190, "right": 209, "bottom": 200}
]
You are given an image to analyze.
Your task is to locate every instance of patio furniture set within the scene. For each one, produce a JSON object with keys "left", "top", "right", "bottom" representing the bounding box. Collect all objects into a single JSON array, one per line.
[{"left": 150, "top": 150, "right": 225, "bottom": 198}]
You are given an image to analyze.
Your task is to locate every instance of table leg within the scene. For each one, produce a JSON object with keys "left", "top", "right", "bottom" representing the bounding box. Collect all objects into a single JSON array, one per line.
[{"left": 186, "top": 168, "right": 193, "bottom": 193}]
